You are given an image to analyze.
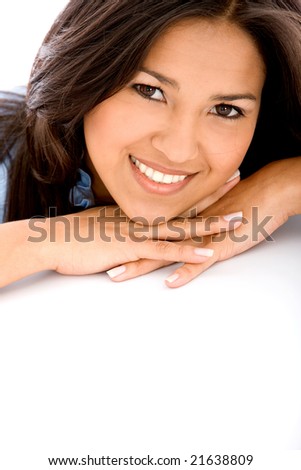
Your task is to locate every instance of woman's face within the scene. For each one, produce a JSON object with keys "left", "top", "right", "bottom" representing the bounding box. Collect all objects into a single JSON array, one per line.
[{"left": 84, "top": 19, "right": 266, "bottom": 223}]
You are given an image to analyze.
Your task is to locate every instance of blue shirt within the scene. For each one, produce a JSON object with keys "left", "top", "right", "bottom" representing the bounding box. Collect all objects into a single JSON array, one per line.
[{"left": 0, "top": 160, "right": 95, "bottom": 223}]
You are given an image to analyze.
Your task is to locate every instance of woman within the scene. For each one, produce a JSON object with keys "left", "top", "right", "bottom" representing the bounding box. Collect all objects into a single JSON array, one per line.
[{"left": 0, "top": 0, "right": 300, "bottom": 288}]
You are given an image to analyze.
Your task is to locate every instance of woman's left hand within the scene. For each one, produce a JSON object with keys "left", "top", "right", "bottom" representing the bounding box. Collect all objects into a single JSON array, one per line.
[{"left": 107, "top": 157, "right": 301, "bottom": 287}]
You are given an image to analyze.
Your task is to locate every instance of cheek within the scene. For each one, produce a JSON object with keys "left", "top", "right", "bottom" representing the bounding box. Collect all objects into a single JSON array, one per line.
[
  {"left": 205, "top": 120, "right": 257, "bottom": 172},
  {"left": 84, "top": 104, "right": 124, "bottom": 151},
  {"left": 84, "top": 103, "right": 153, "bottom": 156}
]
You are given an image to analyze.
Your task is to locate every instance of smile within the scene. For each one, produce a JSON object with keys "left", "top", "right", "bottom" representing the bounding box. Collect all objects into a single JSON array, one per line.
[{"left": 130, "top": 155, "right": 188, "bottom": 184}]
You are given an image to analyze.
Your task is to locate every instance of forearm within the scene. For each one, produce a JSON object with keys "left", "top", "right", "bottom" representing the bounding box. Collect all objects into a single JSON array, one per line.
[
  {"left": 0, "top": 218, "right": 55, "bottom": 288},
  {"left": 282, "top": 156, "right": 301, "bottom": 216},
  {"left": 258, "top": 156, "right": 301, "bottom": 217}
]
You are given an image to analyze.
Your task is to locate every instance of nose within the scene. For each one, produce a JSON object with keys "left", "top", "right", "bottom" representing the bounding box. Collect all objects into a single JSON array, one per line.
[{"left": 151, "top": 113, "right": 199, "bottom": 163}]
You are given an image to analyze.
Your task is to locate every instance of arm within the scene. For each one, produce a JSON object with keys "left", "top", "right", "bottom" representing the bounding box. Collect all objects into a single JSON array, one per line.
[
  {"left": 0, "top": 218, "right": 54, "bottom": 288},
  {"left": 201, "top": 156, "right": 301, "bottom": 218},
  {"left": 0, "top": 206, "right": 235, "bottom": 288}
]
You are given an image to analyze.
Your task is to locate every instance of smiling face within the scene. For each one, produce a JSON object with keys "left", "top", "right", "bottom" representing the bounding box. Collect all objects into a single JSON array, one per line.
[{"left": 83, "top": 18, "right": 266, "bottom": 223}]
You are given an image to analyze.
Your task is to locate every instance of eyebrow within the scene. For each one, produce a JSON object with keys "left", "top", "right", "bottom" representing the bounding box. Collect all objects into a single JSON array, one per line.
[
  {"left": 209, "top": 93, "right": 257, "bottom": 102},
  {"left": 138, "top": 67, "right": 180, "bottom": 90},
  {"left": 138, "top": 67, "right": 257, "bottom": 102}
]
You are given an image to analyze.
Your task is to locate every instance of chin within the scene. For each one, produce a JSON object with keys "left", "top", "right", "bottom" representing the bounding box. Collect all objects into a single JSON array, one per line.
[{"left": 124, "top": 206, "right": 176, "bottom": 225}]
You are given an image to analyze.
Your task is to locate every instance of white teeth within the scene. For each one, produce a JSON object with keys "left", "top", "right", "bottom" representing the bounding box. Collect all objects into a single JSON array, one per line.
[
  {"left": 145, "top": 167, "right": 153, "bottom": 178},
  {"left": 152, "top": 170, "right": 164, "bottom": 183},
  {"left": 130, "top": 156, "right": 188, "bottom": 184},
  {"left": 162, "top": 174, "right": 173, "bottom": 184},
  {"left": 139, "top": 163, "right": 147, "bottom": 173}
]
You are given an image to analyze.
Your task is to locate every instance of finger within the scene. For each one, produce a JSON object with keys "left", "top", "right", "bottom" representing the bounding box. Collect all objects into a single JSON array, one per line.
[
  {"left": 193, "top": 174, "right": 241, "bottom": 214},
  {"left": 107, "top": 259, "right": 173, "bottom": 282},
  {"left": 106, "top": 241, "right": 215, "bottom": 281},
  {"left": 164, "top": 208, "right": 281, "bottom": 288},
  {"left": 137, "top": 240, "right": 216, "bottom": 264},
  {"left": 164, "top": 257, "right": 217, "bottom": 288},
  {"left": 180, "top": 170, "right": 240, "bottom": 217},
  {"left": 156, "top": 211, "right": 243, "bottom": 241}
]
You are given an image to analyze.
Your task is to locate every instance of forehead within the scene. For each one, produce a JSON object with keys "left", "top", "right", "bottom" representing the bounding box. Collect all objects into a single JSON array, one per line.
[{"left": 143, "top": 19, "right": 266, "bottom": 92}]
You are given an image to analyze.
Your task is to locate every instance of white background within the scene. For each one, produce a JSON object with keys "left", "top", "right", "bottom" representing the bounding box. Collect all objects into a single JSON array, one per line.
[
  {"left": 1, "top": 2, "right": 301, "bottom": 469},
  {"left": 0, "top": 1, "right": 68, "bottom": 90}
]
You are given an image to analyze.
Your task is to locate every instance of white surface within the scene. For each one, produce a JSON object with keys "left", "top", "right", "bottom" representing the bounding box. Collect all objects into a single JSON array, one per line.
[{"left": 0, "top": 216, "right": 301, "bottom": 469}]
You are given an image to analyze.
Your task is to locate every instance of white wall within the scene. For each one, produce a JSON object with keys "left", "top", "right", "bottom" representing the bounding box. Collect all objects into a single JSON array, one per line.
[{"left": 0, "top": 1, "right": 68, "bottom": 90}]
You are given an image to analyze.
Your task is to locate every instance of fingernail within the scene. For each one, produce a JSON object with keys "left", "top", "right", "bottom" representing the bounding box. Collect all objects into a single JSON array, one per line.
[
  {"left": 194, "top": 248, "right": 214, "bottom": 257},
  {"left": 165, "top": 273, "right": 180, "bottom": 284},
  {"left": 106, "top": 265, "right": 126, "bottom": 279},
  {"left": 226, "top": 169, "right": 240, "bottom": 182},
  {"left": 223, "top": 211, "right": 243, "bottom": 222}
]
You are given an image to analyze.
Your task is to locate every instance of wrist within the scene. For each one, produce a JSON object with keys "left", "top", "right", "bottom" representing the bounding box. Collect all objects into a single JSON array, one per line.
[
  {"left": 289, "top": 156, "right": 301, "bottom": 215},
  {"left": 258, "top": 157, "right": 301, "bottom": 218},
  {"left": 275, "top": 157, "right": 301, "bottom": 216},
  {"left": 23, "top": 217, "right": 58, "bottom": 272},
  {"left": 0, "top": 218, "right": 56, "bottom": 288}
]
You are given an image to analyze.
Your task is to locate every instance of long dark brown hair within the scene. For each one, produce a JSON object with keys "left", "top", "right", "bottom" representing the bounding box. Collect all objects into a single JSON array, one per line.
[{"left": 0, "top": 0, "right": 300, "bottom": 222}]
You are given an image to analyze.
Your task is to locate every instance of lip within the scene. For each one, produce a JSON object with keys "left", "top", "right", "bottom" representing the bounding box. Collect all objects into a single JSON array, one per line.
[
  {"left": 129, "top": 156, "right": 195, "bottom": 195},
  {"left": 130, "top": 155, "right": 194, "bottom": 176}
]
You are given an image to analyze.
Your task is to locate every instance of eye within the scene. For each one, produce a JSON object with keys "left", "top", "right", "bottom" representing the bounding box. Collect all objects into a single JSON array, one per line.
[
  {"left": 210, "top": 103, "right": 244, "bottom": 119},
  {"left": 133, "top": 84, "right": 165, "bottom": 102}
]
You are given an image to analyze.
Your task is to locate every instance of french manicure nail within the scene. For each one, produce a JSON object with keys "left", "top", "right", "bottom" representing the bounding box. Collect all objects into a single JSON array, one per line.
[
  {"left": 165, "top": 273, "right": 180, "bottom": 284},
  {"left": 194, "top": 248, "right": 214, "bottom": 257},
  {"left": 226, "top": 169, "right": 240, "bottom": 182},
  {"left": 223, "top": 211, "right": 243, "bottom": 222},
  {"left": 106, "top": 265, "right": 126, "bottom": 279}
]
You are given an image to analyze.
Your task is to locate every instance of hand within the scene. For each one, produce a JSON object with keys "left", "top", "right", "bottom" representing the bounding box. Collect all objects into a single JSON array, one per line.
[
  {"left": 179, "top": 168, "right": 240, "bottom": 216},
  {"left": 102, "top": 170, "right": 242, "bottom": 281},
  {"left": 43, "top": 203, "right": 242, "bottom": 277},
  {"left": 108, "top": 157, "right": 301, "bottom": 286}
]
